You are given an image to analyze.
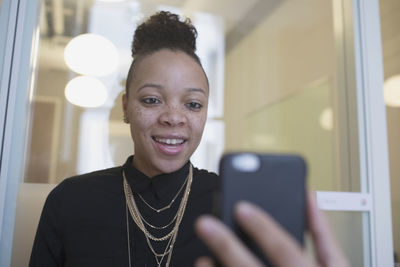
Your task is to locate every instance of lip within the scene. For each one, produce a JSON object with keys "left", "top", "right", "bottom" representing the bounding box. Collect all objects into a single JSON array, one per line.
[{"left": 152, "top": 135, "right": 187, "bottom": 156}]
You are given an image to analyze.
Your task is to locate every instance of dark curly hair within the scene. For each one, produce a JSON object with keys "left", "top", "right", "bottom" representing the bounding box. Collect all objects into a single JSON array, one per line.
[{"left": 125, "top": 11, "right": 205, "bottom": 96}]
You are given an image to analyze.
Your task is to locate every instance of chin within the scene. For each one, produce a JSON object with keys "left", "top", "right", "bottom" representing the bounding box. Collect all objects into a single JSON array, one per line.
[{"left": 156, "top": 158, "right": 188, "bottom": 174}]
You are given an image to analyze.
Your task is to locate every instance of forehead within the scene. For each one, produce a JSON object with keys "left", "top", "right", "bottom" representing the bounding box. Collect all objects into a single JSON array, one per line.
[{"left": 129, "top": 49, "right": 209, "bottom": 94}]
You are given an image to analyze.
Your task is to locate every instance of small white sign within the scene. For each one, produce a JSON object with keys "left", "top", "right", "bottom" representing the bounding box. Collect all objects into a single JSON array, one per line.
[{"left": 316, "top": 191, "right": 372, "bottom": 211}]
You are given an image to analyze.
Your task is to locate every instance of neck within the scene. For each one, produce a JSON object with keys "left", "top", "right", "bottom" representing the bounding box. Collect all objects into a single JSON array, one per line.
[
  {"left": 132, "top": 157, "right": 161, "bottom": 178},
  {"left": 131, "top": 157, "right": 189, "bottom": 178}
]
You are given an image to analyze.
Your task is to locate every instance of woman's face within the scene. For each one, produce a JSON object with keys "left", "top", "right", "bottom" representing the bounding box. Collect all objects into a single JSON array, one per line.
[{"left": 123, "top": 49, "right": 209, "bottom": 177}]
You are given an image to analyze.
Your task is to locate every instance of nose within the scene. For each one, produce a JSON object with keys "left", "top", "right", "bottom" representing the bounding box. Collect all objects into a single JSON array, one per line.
[{"left": 159, "top": 105, "right": 187, "bottom": 127}]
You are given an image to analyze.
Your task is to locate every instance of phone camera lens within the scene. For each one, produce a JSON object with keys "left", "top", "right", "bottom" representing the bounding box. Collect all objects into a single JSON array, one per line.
[{"left": 232, "top": 154, "right": 260, "bottom": 172}]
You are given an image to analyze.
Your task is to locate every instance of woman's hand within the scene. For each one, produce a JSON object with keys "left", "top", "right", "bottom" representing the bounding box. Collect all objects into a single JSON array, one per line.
[{"left": 194, "top": 191, "right": 349, "bottom": 267}]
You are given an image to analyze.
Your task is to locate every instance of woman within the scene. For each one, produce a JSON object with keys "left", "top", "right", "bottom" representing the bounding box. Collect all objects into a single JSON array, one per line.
[
  {"left": 30, "top": 11, "right": 217, "bottom": 267},
  {"left": 30, "top": 11, "right": 347, "bottom": 267}
]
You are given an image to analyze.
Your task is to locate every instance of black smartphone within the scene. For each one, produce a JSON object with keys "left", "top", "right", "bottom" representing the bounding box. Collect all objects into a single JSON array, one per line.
[{"left": 216, "top": 153, "right": 307, "bottom": 266}]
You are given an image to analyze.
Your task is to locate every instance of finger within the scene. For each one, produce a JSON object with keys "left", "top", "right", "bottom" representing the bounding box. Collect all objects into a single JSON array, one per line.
[
  {"left": 195, "top": 215, "right": 264, "bottom": 267},
  {"left": 307, "top": 191, "right": 349, "bottom": 267},
  {"left": 234, "top": 201, "right": 313, "bottom": 267},
  {"left": 194, "top": 256, "right": 214, "bottom": 267}
]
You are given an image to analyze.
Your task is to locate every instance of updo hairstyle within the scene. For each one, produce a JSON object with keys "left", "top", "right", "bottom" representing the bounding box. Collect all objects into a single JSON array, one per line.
[{"left": 125, "top": 11, "right": 203, "bottom": 96}]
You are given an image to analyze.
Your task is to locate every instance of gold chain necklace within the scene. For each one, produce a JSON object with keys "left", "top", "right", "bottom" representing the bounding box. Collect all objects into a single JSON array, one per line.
[
  {"left": 126, "top": 204, "right": 175, "bottom": 266},
  {"left": 123, "top": 166, "right": 192, "bottom": 266},
  {"left": 123, "top": 165, "right": 193, "bottom": 267},
  {"left": 124, "top": 166, "right": 192, "bottom": 241},
  {"left": 139, "top": 209, "right": 179, "bottom": 230},
  {"left": 124, "top": 177, "right": 185, "bottom": 242},
  {"left": 137, "top": 174, "right": 189, "bottom": 213},
  {"left": 124, "top": 169, "right": 191, "bottom": 254}
]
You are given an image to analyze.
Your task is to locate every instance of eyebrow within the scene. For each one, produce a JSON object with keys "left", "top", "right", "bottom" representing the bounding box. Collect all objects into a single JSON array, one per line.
[
  {"left": 186, "top": 87, "right": 207, "bottom": 96},
  {"left": 137, "top": 83, "right": 163, "bottom": 92},
  {"left": 137, "top": 83, "right": 207, "bottom": 96}
]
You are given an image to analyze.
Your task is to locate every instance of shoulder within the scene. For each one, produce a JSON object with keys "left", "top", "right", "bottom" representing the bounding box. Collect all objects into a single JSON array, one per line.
[
  {"left": 58, "top": 166, "right": 121, "bottom": 189},
  {"left": 62, "top": 166, "right": 122, "bottom": 185},
  {"left": 46, "top": 166, "right": 123, "bottom": 202},
  {"left": 39, "top": 167, "right": 124, "bottom": 230},
  {"left": 193, "top": 167, "right": 218, "bottom": 180},
  {"left": 192, "top": 166, "right": 220, "bottom": 192}
]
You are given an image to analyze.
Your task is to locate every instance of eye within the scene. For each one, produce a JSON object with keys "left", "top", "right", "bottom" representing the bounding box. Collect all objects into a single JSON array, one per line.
[
  {"left": 186, "top": 102, "right": 203, "bottom": 111},
  {"left": 141, "top": 97, "right": 161, "bottom": 105}
]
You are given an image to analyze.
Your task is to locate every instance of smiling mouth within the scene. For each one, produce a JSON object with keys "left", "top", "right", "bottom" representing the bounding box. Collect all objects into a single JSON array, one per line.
[{"left": 152, "top": 136, "right": 186, "bottom": 145}]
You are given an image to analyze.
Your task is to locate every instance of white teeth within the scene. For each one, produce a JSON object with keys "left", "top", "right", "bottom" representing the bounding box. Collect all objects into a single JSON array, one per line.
[{"left": 155, "top": 137, "right": 184, "bottom": 145}]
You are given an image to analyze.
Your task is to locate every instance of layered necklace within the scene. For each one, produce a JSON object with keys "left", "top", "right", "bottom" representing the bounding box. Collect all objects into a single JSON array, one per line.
[{"left": 123, "top": 164, "right": 193, "bottom": 267}]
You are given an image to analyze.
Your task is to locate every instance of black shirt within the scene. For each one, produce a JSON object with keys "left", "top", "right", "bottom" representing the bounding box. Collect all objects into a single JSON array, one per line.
[{"left": 29, "top": 156, "right": 219, "bottom": 267}]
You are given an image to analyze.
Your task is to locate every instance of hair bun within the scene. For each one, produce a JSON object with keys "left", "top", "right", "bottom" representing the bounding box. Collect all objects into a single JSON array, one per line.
[{"left": 132, "top": 11, "right": 198, "bottom": 58}]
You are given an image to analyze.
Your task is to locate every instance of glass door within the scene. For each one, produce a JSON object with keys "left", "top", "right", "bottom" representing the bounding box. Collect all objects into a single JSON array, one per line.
[
  {"left": 224, "top": 1, "right": 376, "bottom": 266},
  {"left": 0, "top": 0, "right": 393, "bottom": 266}
]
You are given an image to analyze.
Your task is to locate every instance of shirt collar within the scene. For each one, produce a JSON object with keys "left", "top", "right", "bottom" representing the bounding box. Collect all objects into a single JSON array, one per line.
[{"left": 122, "top": 155, "right": 190, "bottom": 199}]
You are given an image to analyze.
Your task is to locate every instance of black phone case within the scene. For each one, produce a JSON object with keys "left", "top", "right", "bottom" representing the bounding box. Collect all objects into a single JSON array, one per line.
[{"left": 215, "top": 153, "right": 307, "bottom": 266}]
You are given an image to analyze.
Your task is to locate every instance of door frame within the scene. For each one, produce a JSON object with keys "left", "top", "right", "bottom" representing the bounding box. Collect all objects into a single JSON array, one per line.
[
  {"left": 353, "top": 0, "right": 394, "bottom": 265},
  {"left": 0, "top": 0, "right": 41, "bottom": 266}
]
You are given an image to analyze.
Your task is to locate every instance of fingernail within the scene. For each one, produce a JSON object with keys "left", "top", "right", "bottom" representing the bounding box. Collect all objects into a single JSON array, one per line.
[
  {"left": 236, "top": 201, "right": 256, "bottom": 219},
  {"left": 197, "top": 216, "right": 217, "bottom": 237}
]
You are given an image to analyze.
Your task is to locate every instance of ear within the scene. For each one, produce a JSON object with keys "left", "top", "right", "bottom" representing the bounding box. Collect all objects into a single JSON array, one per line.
[
  {"left": 123, "top": 93, "right": 128, "bottom": 111},
  {"left": 122, "top": 93, "right": 129, "bottom": 122}
]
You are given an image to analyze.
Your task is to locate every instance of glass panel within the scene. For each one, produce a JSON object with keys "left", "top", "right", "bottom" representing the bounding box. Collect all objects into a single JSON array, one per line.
[
  {"left": 224, "top": 0, "right": 360, "bottom": 192},
  {"left": 380, "top": 0, "right": 400, "bottom": 263},
  {"left": 323, "top": 211, "right": 368, "bottom": 267},
  {"left": 245, "top": 79, "right": 335, "bottom": 190}
]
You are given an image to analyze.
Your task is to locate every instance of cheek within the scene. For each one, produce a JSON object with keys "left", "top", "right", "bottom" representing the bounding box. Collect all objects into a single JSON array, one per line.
[
  {"left": 191, "top": 114, "right": 207, "bottom": 137},
  {"left": 130, "top": 107, "right": 155, "bottom": 134}
]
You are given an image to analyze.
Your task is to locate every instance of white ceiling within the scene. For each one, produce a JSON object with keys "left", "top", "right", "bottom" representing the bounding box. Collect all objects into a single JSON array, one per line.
[
  {"left": 43, "top": 0, "right": 264, "bottom": 38},
  {"left": 39, "top": 0, "right": 272, "bottom": 71}
]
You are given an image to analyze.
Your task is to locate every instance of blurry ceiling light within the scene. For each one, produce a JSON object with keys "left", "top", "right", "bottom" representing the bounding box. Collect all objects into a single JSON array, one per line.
[
  {"left": 384, "top": 75, "right": 400, "bottom": 107},
  {"left": 319, "top": 107, "right": 333, "bottom": 131},
  {"left": 65, "top": 76, "right": 108, "bottom": 108},
  {"left": 64, "top": 34, "right": 118, "bottom": 76},
  {"left": 96, "top": 0, "right": 126, "bottom": 2}
]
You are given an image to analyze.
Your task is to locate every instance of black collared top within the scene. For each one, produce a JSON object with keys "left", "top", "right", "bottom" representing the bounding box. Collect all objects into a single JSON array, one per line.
[{"left": 29, "top": 155, "right": 219, "bottom": 267}]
